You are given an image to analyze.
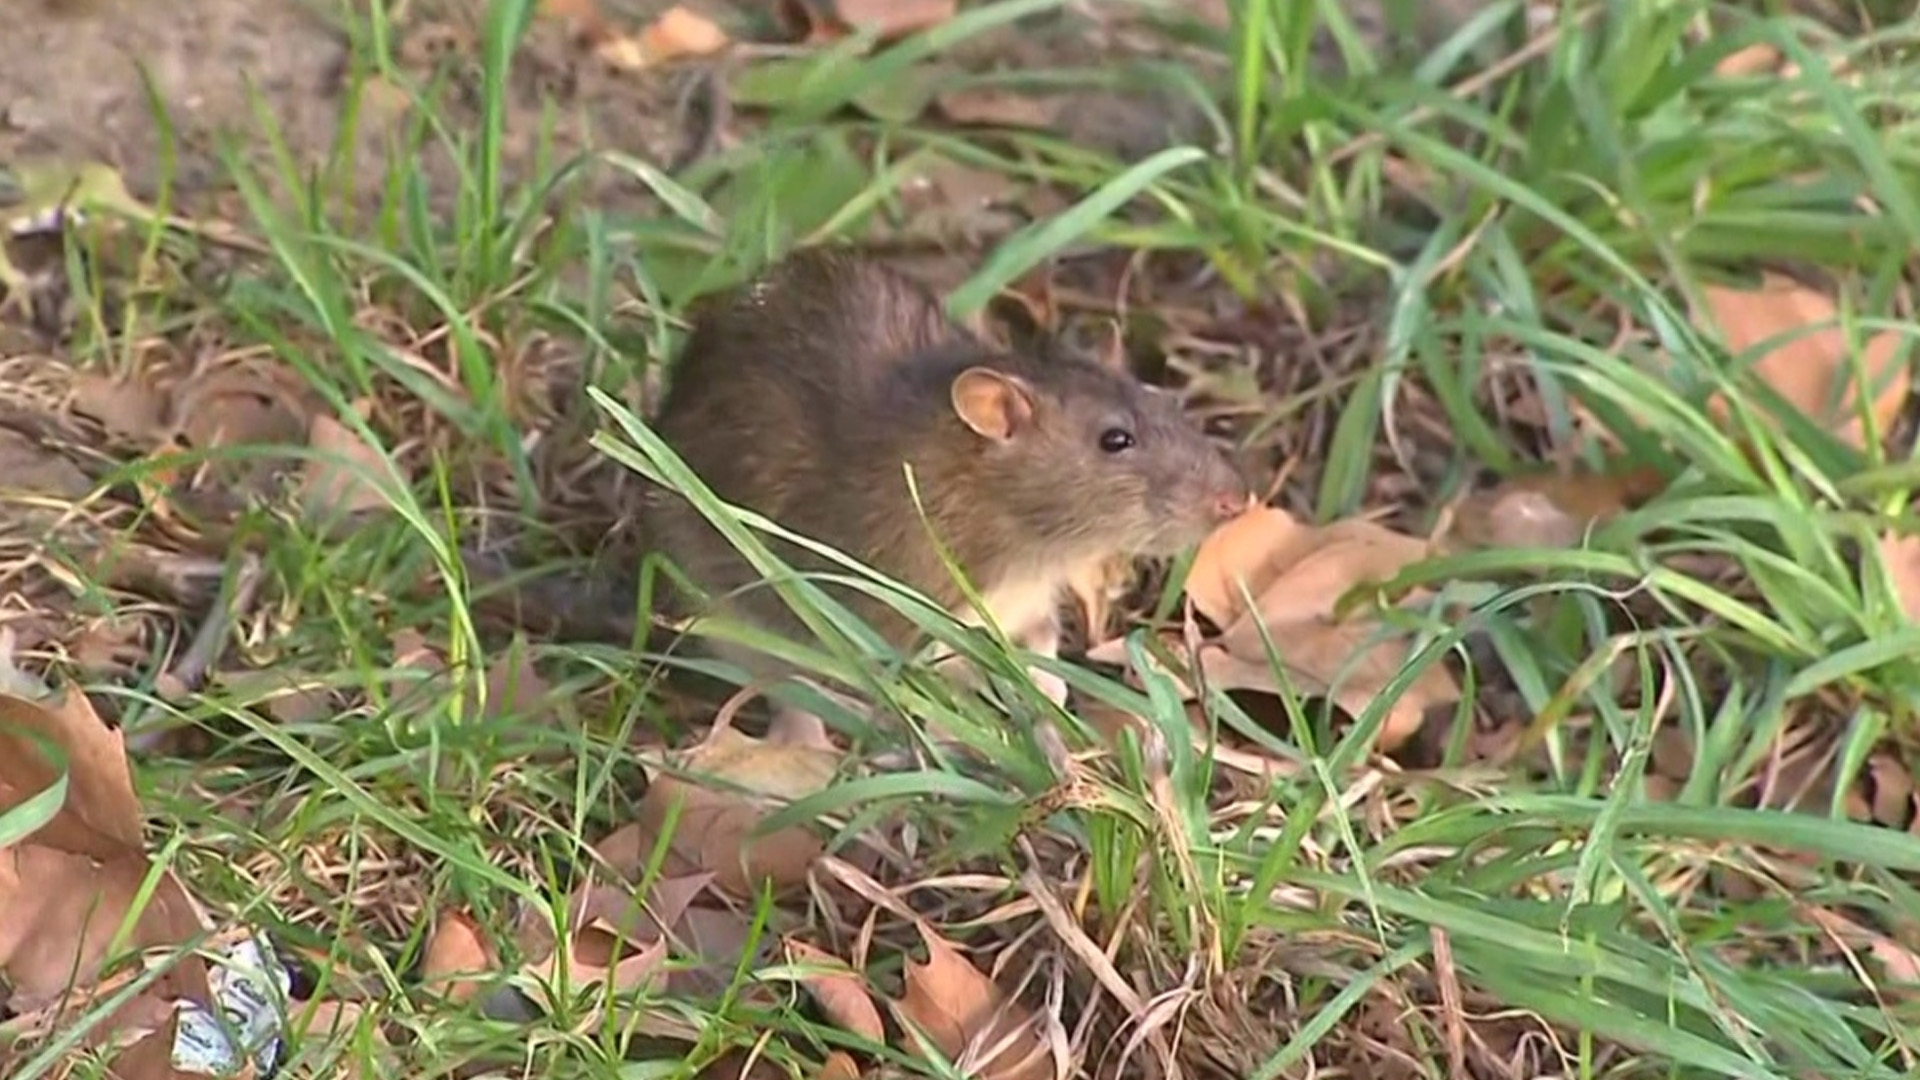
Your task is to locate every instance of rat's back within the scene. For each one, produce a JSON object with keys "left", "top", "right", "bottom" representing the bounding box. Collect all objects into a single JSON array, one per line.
[{"left": 642, "top": 248, "right": 975, "bottom": 657}]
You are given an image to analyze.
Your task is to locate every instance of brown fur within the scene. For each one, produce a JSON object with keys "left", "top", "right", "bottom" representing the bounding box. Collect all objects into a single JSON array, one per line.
[{"left": 642, "top": 248, "right": 1249, "bottom": 686}]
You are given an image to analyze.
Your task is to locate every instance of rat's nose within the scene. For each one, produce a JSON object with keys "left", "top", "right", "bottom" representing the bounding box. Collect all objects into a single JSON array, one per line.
[{"left": 1210, "top": 489, "right": 1253, "bottom": 522}]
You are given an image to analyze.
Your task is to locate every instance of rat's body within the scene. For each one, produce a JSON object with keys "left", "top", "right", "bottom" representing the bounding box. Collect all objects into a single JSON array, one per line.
[{"left": 640, "top": 250, "right": 1249, "bottom": 716}]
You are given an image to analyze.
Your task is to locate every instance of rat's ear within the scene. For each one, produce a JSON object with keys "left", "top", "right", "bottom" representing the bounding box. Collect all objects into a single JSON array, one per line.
[{"left": 950, "top": 367, "right": 1036, "bottom": 442}]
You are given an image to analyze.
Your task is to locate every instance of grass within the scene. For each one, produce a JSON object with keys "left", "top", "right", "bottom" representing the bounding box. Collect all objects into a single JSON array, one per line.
[{"left": 12, "top": 0, "right": 1920, "bottom": 1076}]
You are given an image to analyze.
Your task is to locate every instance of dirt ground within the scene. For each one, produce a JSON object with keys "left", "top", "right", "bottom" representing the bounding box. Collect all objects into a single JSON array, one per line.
[{"left": 1, "top": 0, "right": 699, "bottom": 223}]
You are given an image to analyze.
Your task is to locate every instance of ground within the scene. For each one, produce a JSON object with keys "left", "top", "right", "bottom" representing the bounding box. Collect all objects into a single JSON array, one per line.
[{"left": 3, "top": 1, "right": 1920, "bottom": 1079}]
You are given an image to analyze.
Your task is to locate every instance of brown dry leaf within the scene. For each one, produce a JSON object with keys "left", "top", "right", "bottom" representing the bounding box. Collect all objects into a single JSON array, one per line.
[
  {"left": 476, "top": 638, "right": 552, "bottom": 725},
  {"left": 1803, "top": 906, "right": 1920, "bottom": 992},
  {"left": 1186, "top": 507, "right": 1430, "bottom": 628},
  {"left": 635, "top": 723, "right": 842, "bottom": 898},
  {"left": 299, "top": 401, "right": 395, "bottom": 525},
  {"left": 171, "top": 365, "right": 313, "bottom": 451},
  {"left": 1878, "top": 533, "right": 1920, "bottom": 623},
  {"left": 834, "top": 0, "right": 954, "bottom": 37},
  {"left": 523, "top": 876, "right": 694, "bottom": 1004},
  {"left": 780, "top": 0, "right": 952, "bottom": 41},
  {"left": 284, "top": 999, "right": 387, "bottom": 1080},
  {"left": 102, "top": 1010, "right": 220, "bottom": 1080},
  {"left": 0, "top": 687, "right": 210, "bottom": 1011},
  {"left": 935, "top": 87, "right": 1061, "bottom": 128},
  {"left": 1700, "top": 273, "right": 1910, "bottom": 449},
  {"left": 786, "top": 939, "right": 885, "bottom": 1042},
  {"left": 0, "top": 426, "right": 92, "bottom": 501},
  {"left": 420, "top": 910, "right": 499, "bottom": 1002},
  {"left": 1156, "top": 508, "right": 1459, "bottom": 752},
  {"left": 0, "top": 825, "right": 209, "bottom": 1013},
  {"left": 68, "top": 616, "right": 152, "bottom": 679},
  {"left": 71, "top": 371, "right": 170, "bottom": 443},
  {"left": 891, "top": 926, "right": 1051, "bottom": 1080},
  {"left": 592, "top": 820, "right": 705, "bottom": 881},
  {"left": 637, "top": 6, "right": 729, "bottom": 62},
  {"left": 0, "top": 685, "right": 145, "bottom": 858},
  {"left": 1716, "top": 42, "right": 1781, "bottom": 76},
  {"left": 1446, "top": 463, "right": 1665, "bottom": 550},
  {"left": 817, "top": 1051, "right": 864, "bottom": 1080}
]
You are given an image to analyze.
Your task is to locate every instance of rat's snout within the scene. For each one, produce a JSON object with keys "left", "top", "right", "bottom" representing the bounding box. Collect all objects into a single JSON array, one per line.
[
  {"left": 1208, "top": 487, "right": 1252, "bottom": 523},
  {"left": 1199, "top": 454, "right": 1254, "bottom": 524}
]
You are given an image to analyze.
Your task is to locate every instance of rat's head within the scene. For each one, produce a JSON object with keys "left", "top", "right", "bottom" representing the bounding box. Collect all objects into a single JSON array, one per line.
[{"left": 945, "top": 352, "right": 1251, "bottom": 559}]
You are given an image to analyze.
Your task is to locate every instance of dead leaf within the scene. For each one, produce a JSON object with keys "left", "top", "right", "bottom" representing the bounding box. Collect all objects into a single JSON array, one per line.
[
  {"left": 286, "top": 999, "right": 387, "bottom": 1080},
  {"left": 935, "top": 87, "right": 1061, "bottom": 128},
  {"left": 638, "top": 6, "right": 729, "bottom": 62},
  {"left": 891, "top": 925, "right": 1051, "bottom": 1080},
  {"left": 635, "top": 723, "right": 841, "bottom": 898},
  {"left": 1803, "top": 906, "right": 1920, "bottom": 993},
  {"left": 0, "top": 426, "right": 92, "bottom": 501},
  {"left": 786, "top": 939, "right": 885, "bottom": 1042},
  {"left": 420, "top": 910, "right": 498, "bottom": 1002},
  {"left": 171, "top": 365, "right": 312, "bottom": 451},
  {"left": 0, "top": 685, "right": 145, "bottom": 858},
  {"left": 0, "top": 686, "right": 211, "bottom": 1012},
  {"left": 0, "top": 840, "right": 209, "bottom": 1012},
  {"left": 1139, "top": 508, "right": 1460, "bottom": 752},
  {"left": 833, "top": 0, "right": 954, "bottom": 37},
  {"left": 1700, "top": 273, "right": 1910, "bottom": 449},
  {"left": 299, "top": 401, "right": 394, "bottom": 525},
  {"left": 1716, "top": 42, "right": 1781, "bottom": 77},
  {"left": 71, "top": 372, "right": 170, "bottom": 443},
  {"left": 592, "top": 821, "right": 705, "bottom": 882},
  {"left": 1186, "top": 507, "right": 1429, "bottom": 628},
  {"left": 778, "top": 0, "right": 952, "bottom": 41},
  {"left": 1445, "top": 463, "right": 1665, "bottom": 550},
  {"left": 817, "top": 1051, "right": 864, "bottom": 1080},
  {"left": 473, "top": 638, "right": 552, "bottom": 725},
  {"left": 68, "top": 616, "right": 152, "bottom": 679},
  {"left": 1880, "top": 533, "right": 1920, "bottom": 624}
]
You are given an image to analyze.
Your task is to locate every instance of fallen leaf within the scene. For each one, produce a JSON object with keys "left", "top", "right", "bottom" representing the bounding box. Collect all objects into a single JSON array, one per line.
[
  {"left": 1445, "top": 463, "right": 1665, "bottom": 550},
  {"left": 1186, "top": 507, "right": 1429, "bottom": 629},
  {"left": 68, "top": 615, "right": 152, "bottom": 679},
  {"left": 1701, "top": 273, "right": 1910, "bottom": 450},
  {"left": 786, "top": 939, "right": 885, "bottom": 1042},
  {"left": 891, "top": 926, "right": 1051, "bottom": 1080},
  {"left": 1134, "top": 508, "right": 1460, "bottom": 752},
  {"left": 638, "top": 6, "right": 730, "bottom": 62},
  {"left": 935, "top": 86, "right": 1061, "bottom": 128},
  {"left": 286, "top": 998, "right": 387, "bottom": 1080},
  {"left": 635, "top": 723, "right": 842, "bottom": 898},
  {"left": 475, "top": 638, "right": 552, "bottom": 725},
  {"left": 171, "top": 365, "right": 312, "bottom": 452},
  {"left": 420, "top": 910, "right": 498, "bottom": 1003},
  {"left": 0, "top": 686, "right": 211, "bottom": 1013},
  {"left": 833, "top": 0, "right": 954, "bottom": 37},
  {"left": 1879, "top": 532, "right": 1920, "bottom": 623},
  {"left": 212, "top": 669, "right": 336, "bottom": 726},
  {"left": 778, "top": 0, "right": 953, "bottom": 41},
  {"left": 1716, "top": 42, "right": 1781, "bottom": 77},
  {"left": 71, "top": 371, "right": 170, "bottom": 443},
  {"left": 817, "top": 1051, "right": 864, "bottom": 1080},
  {"left": 592, "top": 820, "right": 705, "bottom": 882},
  {"left": 1803, "top": 906, "right": 1920, "bottom": 993},
  {"left": 0, "top": 426, "right": 92, "bottom": 501},
  {"left": 299, "top": 401, "right": 395, "bottom": 526},
  {"left": 0, "top": 685, "right": 146, "bottom": 858}
]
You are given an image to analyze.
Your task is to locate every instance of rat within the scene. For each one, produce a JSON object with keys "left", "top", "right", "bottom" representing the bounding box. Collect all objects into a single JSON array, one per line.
[{"left": 627, "top": 247, "right": 1252, "bottom": 734}]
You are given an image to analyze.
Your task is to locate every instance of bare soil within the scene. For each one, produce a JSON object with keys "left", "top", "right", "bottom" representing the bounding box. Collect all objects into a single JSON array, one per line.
[{"left": 0, "top": 0, "right": 695, "bottom": 219}]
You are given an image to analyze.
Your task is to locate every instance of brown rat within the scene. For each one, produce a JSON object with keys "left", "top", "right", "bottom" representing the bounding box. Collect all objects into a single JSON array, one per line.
[{"left": 636, "top": 248, "right": 1250, "bottom": 723}]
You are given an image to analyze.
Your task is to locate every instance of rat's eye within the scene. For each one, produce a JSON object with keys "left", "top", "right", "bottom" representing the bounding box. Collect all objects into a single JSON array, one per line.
[{"left": 1098, "top": 427, "right": 1136, "bottom": 454}]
